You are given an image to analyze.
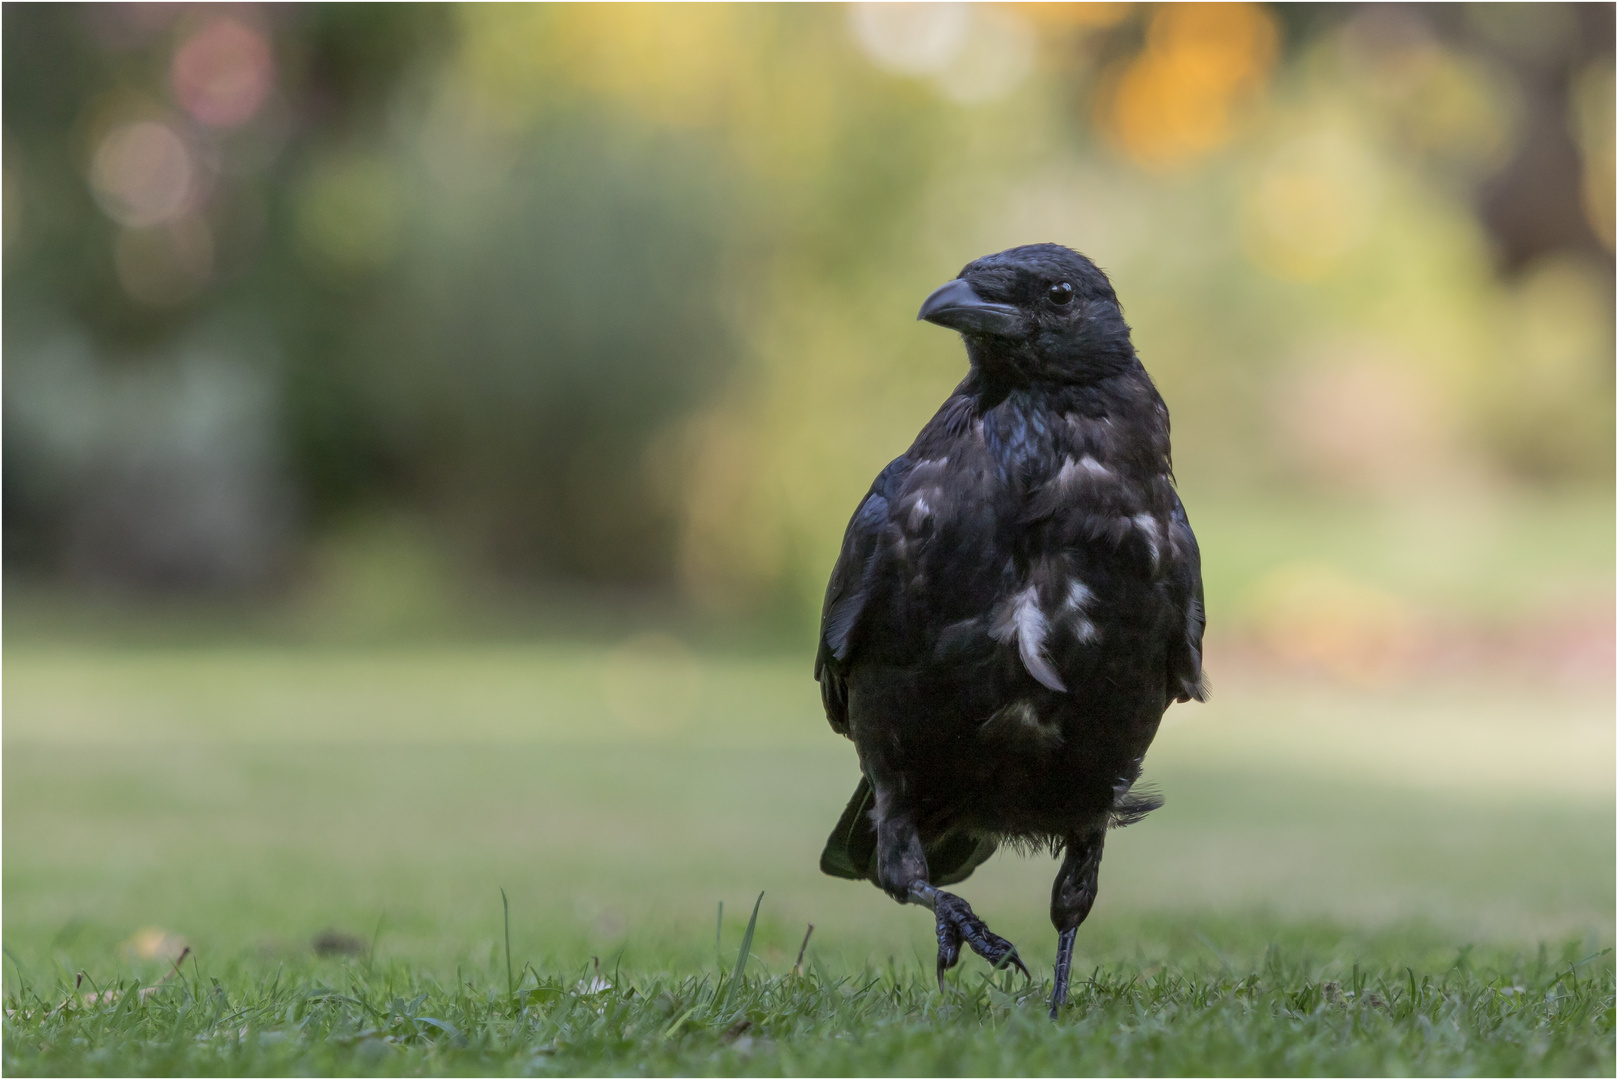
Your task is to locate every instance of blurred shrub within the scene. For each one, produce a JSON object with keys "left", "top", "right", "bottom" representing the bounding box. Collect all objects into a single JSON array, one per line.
[
  {"left": 5, "top": 321, "right": 291, "bottom": 588},
  {"left": 333, "top": 113, "right": 736, "bottom": 583},
  {"left": 2, "top": 4, "right": 1611, "bottom": 616}
]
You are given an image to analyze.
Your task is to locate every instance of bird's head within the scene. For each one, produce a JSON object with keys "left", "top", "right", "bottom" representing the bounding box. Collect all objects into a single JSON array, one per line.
[{"left": 918, "top": 244, "right": 1135, "bottom": 385}]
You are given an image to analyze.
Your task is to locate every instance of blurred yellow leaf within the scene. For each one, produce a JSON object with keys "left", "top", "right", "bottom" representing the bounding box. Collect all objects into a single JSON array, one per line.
[{"left": 1099, "top": 2, "right": 1277, "bottom": 171}]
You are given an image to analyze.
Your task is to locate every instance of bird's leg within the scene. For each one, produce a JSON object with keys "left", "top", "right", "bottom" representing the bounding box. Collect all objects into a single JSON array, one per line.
[
  {"left": 1048, "top": 828, "right": 1105, "bottom": 1019},
  {"left": 871, "top": 794, "right": 1028, "bottom": 990}
]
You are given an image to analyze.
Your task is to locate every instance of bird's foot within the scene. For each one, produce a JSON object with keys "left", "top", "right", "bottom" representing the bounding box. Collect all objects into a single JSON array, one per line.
[{"left": 921, "top": 888, "right": 1029, "bottom": 990}]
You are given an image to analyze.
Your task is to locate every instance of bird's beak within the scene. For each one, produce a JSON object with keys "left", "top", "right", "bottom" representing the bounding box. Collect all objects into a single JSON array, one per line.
[{"left": 917, "top": 278, "right": 1025, "bottom": 337}]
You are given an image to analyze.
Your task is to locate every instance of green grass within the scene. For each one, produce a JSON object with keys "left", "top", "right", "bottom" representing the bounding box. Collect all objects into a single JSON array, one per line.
[
  {"left": 4, "top": 640, "right": 1613, "bottom": 1075},
  {"left": 5, "top": 935, "right": 1612, "bottom": 1076}
]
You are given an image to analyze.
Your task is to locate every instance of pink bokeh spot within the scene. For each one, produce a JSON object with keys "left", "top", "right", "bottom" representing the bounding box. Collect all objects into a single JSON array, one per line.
[{"left": 170, "top": 18, "right": 275, "bottom": 129}]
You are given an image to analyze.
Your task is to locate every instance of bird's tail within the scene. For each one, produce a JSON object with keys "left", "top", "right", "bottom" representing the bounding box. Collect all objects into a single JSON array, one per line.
[
  {"left": 819, "top": 777, "right": 877, "bottom": 881},
  {"left": 819, "top": 776, "right": 998, "bottom": 887},
  {"left": 1109, "top": 782, "right": 1163, "bottom": 828}
]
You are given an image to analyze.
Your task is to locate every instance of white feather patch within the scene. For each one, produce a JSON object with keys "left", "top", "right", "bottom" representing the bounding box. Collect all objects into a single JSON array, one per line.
[
  {"left": 990, "top": 586, "right": 1066, "bottom": 692},
  {"left": 907, "top": 493, "right": 933, "bottom": 529},
  {"left": 1132, "top": 513, "right": 1161, "bottom": 568},
  {"left": 1064, "top": 579, "right": 1099, "bottom": 642},
  {"left": 1053, "top": 454, "right": 1112, "bottom": 491}
]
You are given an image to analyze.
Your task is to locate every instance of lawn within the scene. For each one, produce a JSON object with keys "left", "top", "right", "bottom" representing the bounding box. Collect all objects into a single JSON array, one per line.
[{"left": 2, "top": 633, "right": 1612, "bottom": 1075}]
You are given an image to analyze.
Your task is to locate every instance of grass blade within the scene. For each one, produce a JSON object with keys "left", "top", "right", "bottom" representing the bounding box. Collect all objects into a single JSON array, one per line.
[
  {"left": 720, "top": 891, "right": 763, "bottom": 1018},
  {"left": 367, "top": 914, "right": 384, "bottom": 972},
  {"left": 2, "top": 944, "right": 27, "bottom": 997},
  {"left": 500, "top": 888, "right": 514, "bottom": 998},
  {"left": 793, "top": 923, "right": 815, "bottom": 977},
  {"left": 663, "top": 1004, "right": 699, "bottom": 1039}
]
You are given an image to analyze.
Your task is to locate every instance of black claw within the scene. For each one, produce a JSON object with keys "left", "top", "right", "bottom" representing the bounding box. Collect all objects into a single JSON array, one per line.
[
  {"left": 935, "top": 913, "right": 963, "bottom": 990},
  {"left": 930, "top": 890, "right": 1029, "bottom": 986}
]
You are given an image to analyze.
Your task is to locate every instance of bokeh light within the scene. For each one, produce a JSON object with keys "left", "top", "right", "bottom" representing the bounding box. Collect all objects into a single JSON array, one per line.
[
  {"left": 7, "top": 2, "right": 1614, "bottom": 622},
  {"left": 848, "top": 3, "right": 971, "bottom": 77},
  {"left": 169, "top": 17, "right": 275, "bottom": 129},
  {"left": 933, "top": 6, "right": 1034, "bottom": 105},
  {"left": 1100, "top": 2, "right": 1278, "bottom": 171},
  {"left": 849, "top": 3, "right": 1034, "bottom": 105},
  {"left": 88, "top": 120, "right": 196, "bottom": 227},
  {"left": 1242, "top": 130, "right": 1380, "bottom": 281}
]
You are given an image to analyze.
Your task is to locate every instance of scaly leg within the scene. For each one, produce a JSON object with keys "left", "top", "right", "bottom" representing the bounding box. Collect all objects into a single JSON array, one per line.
[
  {"left": 872, "top": 790, "right": 1028, "bottom": 990},
  {"left": 1049, "top": 828, "right": 1105, "bottom": 1019}
]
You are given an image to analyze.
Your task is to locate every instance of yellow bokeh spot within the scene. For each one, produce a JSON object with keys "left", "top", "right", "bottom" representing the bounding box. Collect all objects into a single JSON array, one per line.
[
  {"left": 455, "top": 4, "right": 746, "bottom": 131},
  {"left": 1100, "top": 2, "right": 1278, "bottom": 171},
  {"left": 1242, "top": 131, "right": 1379, "bottom": 281}
]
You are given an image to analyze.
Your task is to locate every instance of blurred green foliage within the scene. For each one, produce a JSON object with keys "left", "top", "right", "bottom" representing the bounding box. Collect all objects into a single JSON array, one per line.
[{"left": 3, "top": 3, "right": 1612, "bottom": 620}]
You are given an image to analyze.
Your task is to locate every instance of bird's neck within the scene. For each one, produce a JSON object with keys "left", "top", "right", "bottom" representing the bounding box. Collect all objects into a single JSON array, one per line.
[
  {"left": 962, "top": 363, "right": 1158, "bottom": 421},
  {"left": 964, "top": 336, "right": 1139, "bottom": 398},
  {"left": 964, "top": 367, "right": 1171, "bottom": 483}
]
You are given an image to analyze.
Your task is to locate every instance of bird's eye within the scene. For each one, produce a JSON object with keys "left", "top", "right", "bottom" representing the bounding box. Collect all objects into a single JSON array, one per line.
[{"left": 1048, "top": 282, "right": 1075, "bottom": 306}]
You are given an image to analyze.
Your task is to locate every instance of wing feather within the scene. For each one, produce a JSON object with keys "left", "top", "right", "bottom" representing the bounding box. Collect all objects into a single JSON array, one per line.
[
  {"left": 1165, "top": 492, "right": 1207, "bottom": 703},
  {"left": 815, "top": 458, "right": 908, "bottom": 733}
]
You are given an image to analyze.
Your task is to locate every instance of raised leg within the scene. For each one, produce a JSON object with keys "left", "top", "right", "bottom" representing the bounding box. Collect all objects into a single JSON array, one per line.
[
  {"left": 1049, "top": 828, "right": 1105, "bottom": 1019},
  {"left": 871, "top": 788, "right": 1028, "bottom": 990}
]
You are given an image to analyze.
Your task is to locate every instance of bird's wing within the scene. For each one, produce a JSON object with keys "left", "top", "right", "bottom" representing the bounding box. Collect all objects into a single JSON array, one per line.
[
  {"left": 820, "top": 775, "right": 998, "bottom": 886},
  {"left": 1165, "top": 491, "right": 1207, "bottom": 703},
  {"left": 815, "top": 456, "right": 908, "bottom": 734}
]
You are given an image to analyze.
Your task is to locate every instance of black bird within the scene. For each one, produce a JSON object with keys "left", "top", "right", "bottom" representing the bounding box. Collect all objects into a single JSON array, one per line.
[{"left": 814, "top": 244, "right": 1206, "bottom": 1019}]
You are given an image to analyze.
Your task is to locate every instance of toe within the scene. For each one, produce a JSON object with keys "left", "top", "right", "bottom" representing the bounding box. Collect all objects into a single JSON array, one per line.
[
  {"left": 935, "top": 911, "right": 963, "bottom": 981},
  {"left": 934, "top": 891, "right": 1030, "bottom": 981}
]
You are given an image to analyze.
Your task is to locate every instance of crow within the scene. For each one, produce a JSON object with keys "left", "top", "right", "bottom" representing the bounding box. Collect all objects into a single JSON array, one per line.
[{"left": 814, "top": 243, "right": 1206, "bottom": 1019}]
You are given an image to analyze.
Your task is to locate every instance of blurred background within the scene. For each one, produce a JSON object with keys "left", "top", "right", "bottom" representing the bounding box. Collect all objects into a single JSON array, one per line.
[{"left": 4, "top": 3, "right": 1612, "bottom": 981}]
